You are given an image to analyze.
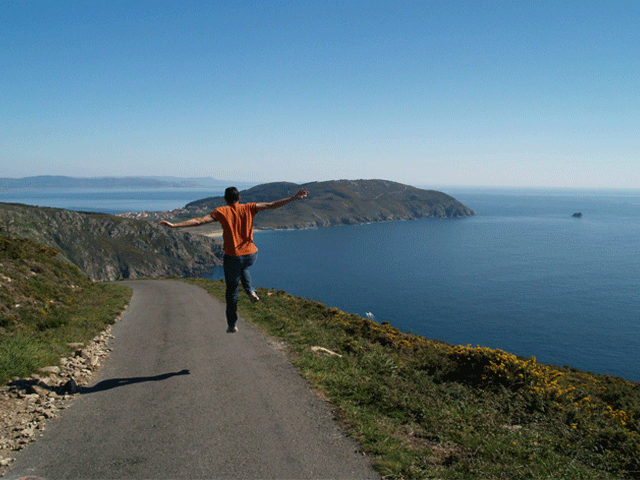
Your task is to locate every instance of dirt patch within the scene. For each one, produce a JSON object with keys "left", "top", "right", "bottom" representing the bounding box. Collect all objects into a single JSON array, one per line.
[{"left": 391, "top": 423, "right": 466, "bottom": 467}]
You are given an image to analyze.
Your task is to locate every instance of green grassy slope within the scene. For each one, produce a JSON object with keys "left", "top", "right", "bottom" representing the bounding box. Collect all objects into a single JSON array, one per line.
[
  {"left": 0, "top": 234, "right": 131, "bottom": 384},
  {"left": 186, "top": 278, "right": 640, "bottom": 480}
]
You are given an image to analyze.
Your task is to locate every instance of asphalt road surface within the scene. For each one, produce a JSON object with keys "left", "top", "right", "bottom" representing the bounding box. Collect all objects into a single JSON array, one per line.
[{"left": 7, "top": 279, "right": 378, "bottom": 479}]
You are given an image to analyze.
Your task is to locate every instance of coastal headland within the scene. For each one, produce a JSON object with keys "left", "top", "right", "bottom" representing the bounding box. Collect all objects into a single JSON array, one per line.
[{"left": 119, "top": 179, "right": 475, "bottom": 230}]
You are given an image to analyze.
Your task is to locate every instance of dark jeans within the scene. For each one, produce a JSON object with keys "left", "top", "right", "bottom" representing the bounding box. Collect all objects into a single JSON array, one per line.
[{"left": 222, "top": 252, "right": 257, "bottom": 328}]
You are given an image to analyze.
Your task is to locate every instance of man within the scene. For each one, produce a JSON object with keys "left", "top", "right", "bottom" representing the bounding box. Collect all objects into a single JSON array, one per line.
[{"left": 159, "top": 186, "right": 308, "bottom": 333}]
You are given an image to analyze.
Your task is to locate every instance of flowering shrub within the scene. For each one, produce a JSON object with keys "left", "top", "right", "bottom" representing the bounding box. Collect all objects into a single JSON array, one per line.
[
  {"left": 446, "top": 345, "right": 536, "bottom": 389},
  {"left": 445, "top": 344, "right": 580, "bottom": 400},
  {"left": 443, "top": 344, "right": 639, "bottom": 475}
]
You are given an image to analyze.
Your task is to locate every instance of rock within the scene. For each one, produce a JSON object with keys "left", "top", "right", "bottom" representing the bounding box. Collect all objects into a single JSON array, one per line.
[
  {"left": 46, "top": 374, "right": 61, "bottom": 385},
  {"left": 77, "top": 349, "right": 91, "bottom": 359},
  {"left": 19, "top": 425, "right": 35, "bottom": 438},
  {"left": 28, "top": 385, "right": 50, "bottom": 397},
  {"left": 39, "top": 366, "right": 61, "bottom": 375},
  {"left": 62, "top": 378, "right": 79, "bottom": 394},
  {"left": 310, "top": 346, "right": 343, "bottom": 358},
  {"left": 90, "top": 357, "right": 100, "bottom": 368}
]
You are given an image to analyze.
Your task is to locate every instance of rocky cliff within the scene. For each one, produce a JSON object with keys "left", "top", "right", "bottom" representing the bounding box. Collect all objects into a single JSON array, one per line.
[{"left": 0, "top": 203, "right": 222, "bottom": 282}]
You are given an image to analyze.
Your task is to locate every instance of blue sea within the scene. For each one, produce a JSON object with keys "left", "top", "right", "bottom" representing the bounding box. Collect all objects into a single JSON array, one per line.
[
  {"left": 216, "top": 187, "right": 640, "bottom": 382},
  {"left": 2, "top": 186, "right": 638, "bottom": 381}
]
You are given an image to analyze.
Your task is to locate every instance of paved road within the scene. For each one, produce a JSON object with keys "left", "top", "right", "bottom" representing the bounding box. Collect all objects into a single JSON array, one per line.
[{"left": 7, "top": 279, "right": 377, "bottom": 479}]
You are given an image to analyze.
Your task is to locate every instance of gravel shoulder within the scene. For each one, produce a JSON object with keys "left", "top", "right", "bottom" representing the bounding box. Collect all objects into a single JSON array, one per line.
[{"left": 0, "top": 315, "right": 124, "bottom": 474}]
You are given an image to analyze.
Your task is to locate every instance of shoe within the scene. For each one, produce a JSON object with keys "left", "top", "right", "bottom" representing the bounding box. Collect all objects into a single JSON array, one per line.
[
  {"left": 248, "top": 291, "right": 260, "bottom": 304},
  {"left": 226, "top": 326, "right": 238, "bottom": 333}
]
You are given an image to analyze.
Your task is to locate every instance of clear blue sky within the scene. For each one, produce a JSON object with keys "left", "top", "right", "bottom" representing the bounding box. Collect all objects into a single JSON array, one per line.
[{"left": 2, "top": 0, "right": 639, "bottom": 188}]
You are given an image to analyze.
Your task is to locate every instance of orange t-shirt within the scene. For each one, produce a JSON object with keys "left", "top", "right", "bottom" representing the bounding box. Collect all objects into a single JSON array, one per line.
[{"left": 213, "top": 203, "right": 259, "bottom": 257}]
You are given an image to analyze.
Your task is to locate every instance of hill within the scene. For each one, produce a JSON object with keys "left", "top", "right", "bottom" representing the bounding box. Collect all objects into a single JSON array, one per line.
[
  {"left": 0, "top": 203, "right": 222, "bottom": 282},
  {"left": 0, "top": 234, "right": 130, "bottom": 380},
  {"left": 182, "top": 179, "right": 474, "bottom": 229},
  {"left": 0, "top": 175, "right": 257, "bottom": 190},
  {"left": 0, "top": 175, "right": 207, "bottom": 190}
]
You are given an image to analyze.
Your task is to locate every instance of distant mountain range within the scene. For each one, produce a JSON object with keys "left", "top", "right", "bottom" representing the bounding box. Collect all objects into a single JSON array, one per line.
[{"left": 0, "top": 175, "right": 251, "bottom": 190}]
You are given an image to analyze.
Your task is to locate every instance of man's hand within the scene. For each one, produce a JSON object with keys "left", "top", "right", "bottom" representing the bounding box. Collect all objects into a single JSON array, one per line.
[
  {"left": 158, "top": 215, "right": 215, "bottom": 228},
  {"left": 294, "top": 189, "right": 309, "bottom": 200},
  {"left": 255, "top": 189, "right": 309, "bottom": 212}
]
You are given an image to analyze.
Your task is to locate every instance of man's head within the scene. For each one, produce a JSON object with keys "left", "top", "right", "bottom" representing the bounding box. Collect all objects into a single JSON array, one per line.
[{"left": 224, "top": 187, "right": 240, "bottom": 205}]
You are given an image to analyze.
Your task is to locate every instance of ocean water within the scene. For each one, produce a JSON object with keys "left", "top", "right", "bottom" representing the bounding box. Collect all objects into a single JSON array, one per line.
[
  {"left": 2, "top": 186, "right": 638, "bottom": 381},
  {"left": 209, "top": 188, "right": 640, "bottom": 382}
]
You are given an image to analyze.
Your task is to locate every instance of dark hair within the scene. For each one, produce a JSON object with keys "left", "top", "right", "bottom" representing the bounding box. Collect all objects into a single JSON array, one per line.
[{"left": 224, "top": 187, "right": 240, "bottom": 204}]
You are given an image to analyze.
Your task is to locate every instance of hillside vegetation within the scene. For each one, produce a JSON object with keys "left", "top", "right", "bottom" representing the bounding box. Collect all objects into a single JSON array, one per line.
[
  {"left": 0, "top": 203, "right": 222, "bottom": 281},
  {"left": 181, "top": 179, "right": 474, "bottom": 229},
  {"left": 186, "top": 278, "right": 640, "bottom": 480},
  {"left": 0, "top": 234, "right": 130, "bottom": 384}
]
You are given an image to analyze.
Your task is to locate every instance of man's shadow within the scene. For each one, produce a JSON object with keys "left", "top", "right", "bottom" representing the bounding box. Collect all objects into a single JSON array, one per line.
[{"left": 80, "top": 369, "right": 190, "bottom": 394}]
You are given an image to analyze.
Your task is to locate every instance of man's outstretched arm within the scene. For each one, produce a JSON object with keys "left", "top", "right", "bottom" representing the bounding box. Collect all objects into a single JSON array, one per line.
[
  {"left": 255, "top": 189, "right": 308, "bottom": 212},
  {"left": 158, "top": 214, "right": 216, "bottom": 228}
]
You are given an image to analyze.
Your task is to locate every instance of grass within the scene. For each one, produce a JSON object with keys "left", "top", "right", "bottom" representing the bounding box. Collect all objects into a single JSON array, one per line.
[
  {"left": 184, "top": 277, "right": 640, "bottom": 480},
  {"left": 0, "top": 234, "right": 132, "bottom": 385}
]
